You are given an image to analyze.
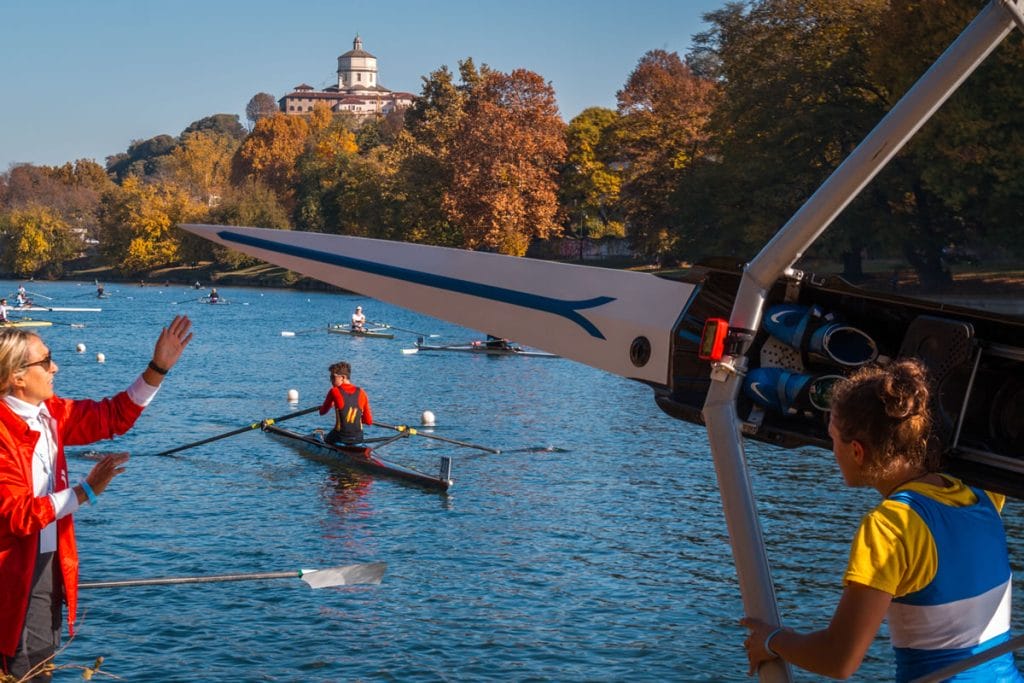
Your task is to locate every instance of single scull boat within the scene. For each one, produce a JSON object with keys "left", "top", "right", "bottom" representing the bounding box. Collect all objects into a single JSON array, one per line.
[
  {"left": 262, "top": 424, "right": 452, "bottom": 491},
  {"left": 327, "top": 324, "right": 395, "bottom": 339}
]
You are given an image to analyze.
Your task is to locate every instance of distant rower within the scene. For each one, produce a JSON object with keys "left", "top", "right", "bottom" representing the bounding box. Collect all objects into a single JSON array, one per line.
[{"left": 351, "top": 306, "right": 366, "bottom": 332}]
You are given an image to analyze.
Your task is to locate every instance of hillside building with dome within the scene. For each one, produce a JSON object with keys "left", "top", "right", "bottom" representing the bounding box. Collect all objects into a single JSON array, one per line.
[{"left": 278, "top": 36, "right": 415, "bottom": 119}]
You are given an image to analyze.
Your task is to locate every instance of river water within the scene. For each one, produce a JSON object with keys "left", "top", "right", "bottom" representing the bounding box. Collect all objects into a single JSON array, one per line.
[{"left": 4, "top": 279, "right": 1023, "bottom": 681}]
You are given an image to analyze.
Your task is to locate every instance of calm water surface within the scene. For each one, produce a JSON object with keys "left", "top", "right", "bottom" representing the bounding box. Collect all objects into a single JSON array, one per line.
[{"left": 6, "top": 279, "right": 1023, "bottom": 681}]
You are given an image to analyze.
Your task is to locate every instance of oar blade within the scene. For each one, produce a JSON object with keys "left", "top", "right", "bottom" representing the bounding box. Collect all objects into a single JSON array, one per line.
[
  {"left": 401, "top": 348, "right": 418, "bottom": 355},
  {"left": 300, "top": 561, "right": 387, "bottom": 588},
  {"left": 179, "top": 223, "right": 694, "bottom": 385}
]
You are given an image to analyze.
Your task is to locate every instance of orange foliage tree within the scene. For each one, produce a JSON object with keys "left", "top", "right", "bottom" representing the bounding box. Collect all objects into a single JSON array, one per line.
[
  {"left": 442, "top": 69, "right": 567, "bottom": 255},
  {"left": 232, "top": 112, "right": 310, "bottom": 208}
]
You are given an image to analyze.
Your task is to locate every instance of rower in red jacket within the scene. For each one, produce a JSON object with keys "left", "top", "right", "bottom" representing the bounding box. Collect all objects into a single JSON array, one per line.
[
  {"left": 0, "top": 315, "right": 193, "bottom": 681},
  {"left": 319, "top": 361, "right": 373, "bottom": 445}
]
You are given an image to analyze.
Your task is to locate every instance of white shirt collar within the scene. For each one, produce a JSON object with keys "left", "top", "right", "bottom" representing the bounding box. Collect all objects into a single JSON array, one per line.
[{"left": 3, "top": 394, "right": 50, "bottom": 423}]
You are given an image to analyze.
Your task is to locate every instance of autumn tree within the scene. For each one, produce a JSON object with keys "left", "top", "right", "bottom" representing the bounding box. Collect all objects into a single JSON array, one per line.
[
  {"left": 1, "top": 160, "right": 113, "bottom": 251},
  {"left": 168, "top": 130, "right": 240, "bottom": 204},
  {"left": 443, "top": 68, "right": 567, "bottom": 255},
  {"left": 183, "top": 114, "right": 248, "bottom": 142},
  {"left": 615, "top": 49, "right": 718, "bottom": 261},
  {"left": 561, "top": 107, "right": 625, "bottom": 239},
  {"left": 246, "top": 92, "right": 280, "bottom": 129},
  {"left": 232, "top": 112, "right": 310, "bottom": 209},
  {"left": 0, "top": 205, "right": 78, "bottom": 277},
  {"left": 97, "top": 177, "right": 206, "bottom": 273}
]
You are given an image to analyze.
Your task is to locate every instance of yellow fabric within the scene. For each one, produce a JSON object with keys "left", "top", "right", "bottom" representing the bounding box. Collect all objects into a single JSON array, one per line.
[{"left": 843, "top": 476, "right": 1003, "bottom": 597}]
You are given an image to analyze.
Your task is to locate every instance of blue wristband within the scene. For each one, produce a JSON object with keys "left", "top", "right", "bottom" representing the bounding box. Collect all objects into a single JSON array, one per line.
[
  {"left": 764, "top": 627, "right": 784, "bottom": 658},
  {"left": 80, "top": 479, "right": 98, "bottom": 505}
]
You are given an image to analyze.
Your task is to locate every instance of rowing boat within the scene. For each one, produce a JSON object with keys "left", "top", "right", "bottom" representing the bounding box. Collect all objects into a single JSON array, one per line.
[
  {"left": 327, "top": 324, "right": 395, "bottom": 339},
  {"left": 15, "top": 306, "right": 102, "bottom": 313},
  {"left": 262, "top": 424, "right": 453, "bottom": 491},
  {"left": 407, "top": 341, "right": 558, "bottom": 358},
  {"left": 1, "top": 319, "right": 53, "bottom": 329}
]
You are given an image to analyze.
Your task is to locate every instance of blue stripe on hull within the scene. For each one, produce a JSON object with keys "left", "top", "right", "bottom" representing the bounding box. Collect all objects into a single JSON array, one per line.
[{"left": 218, "top": 230, "right": 616, "bottom": 339}]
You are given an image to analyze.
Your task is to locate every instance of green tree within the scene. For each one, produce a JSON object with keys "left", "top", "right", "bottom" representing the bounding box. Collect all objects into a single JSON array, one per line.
[
  {"left": 864, "top": 0, "right": 1024, "bottom": 281},
  {"left": 679, "top": 0, "right": 888, "bottom": 269},
  {"left": 561, "top": 107, "right": 625, "bottom": 239},
  {"left": 106, "top": 134, "right": 178, "bottom": 182},
  {"left": 189, "top": 180, "right": 292, "bottom": 267},
  {"left": 183, "top": 114, "right": 248, "bottom": 141},
  {"left": 387, "top": 64, "right": 473, "bottom": 246}
]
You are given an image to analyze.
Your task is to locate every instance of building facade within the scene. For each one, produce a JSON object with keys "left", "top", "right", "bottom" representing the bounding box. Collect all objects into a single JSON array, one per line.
[{"left": 279, "top": 36, "right": 415, "bottom": 119}]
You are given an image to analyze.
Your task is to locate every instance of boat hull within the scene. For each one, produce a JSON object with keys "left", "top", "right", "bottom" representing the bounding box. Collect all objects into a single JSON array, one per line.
[
  {"left": 414, "top": 343, "right": 557, "bottom": 358},
  {"left": 327, "top": 324, "right": 395, "bottom": 339},
  {"left": 263, "top": 424, "right": 452, "bottom": 491},
  {"left": 1, "top": 320, "right": 53, "bottom": 328}
]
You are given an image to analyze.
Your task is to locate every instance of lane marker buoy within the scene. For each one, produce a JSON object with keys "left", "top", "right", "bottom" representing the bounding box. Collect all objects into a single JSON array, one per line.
[{"left": 287, "top": 389, "right": 299, "bottom": 404}]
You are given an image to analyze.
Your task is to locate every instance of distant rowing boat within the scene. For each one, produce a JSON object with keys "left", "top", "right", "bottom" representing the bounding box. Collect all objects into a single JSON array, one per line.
[
  {"left": 327, "top": 324, "right": 395, "bottom": 339},
  {"left": 1, "top": 319, "right": 53, "bottom": 329},
  {"left": 263, "top": 424, "right": 452, "bottom": 491},
  {"left": 405, "top": 341, "right": 558, "bottom": 358}
]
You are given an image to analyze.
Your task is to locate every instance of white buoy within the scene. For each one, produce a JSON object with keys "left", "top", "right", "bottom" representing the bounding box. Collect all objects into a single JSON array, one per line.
[
  {"left": 96, "top": 353, "right": 105, "bottom": 364},
  {"left": 76, "top": 343, "right": 86, "bottom": 353},
  {"left": 287, "top": 389, "right": 299, "bottom": 404},
  {"left": 421, "top": 410, "right": 436, "bottom": 427}
]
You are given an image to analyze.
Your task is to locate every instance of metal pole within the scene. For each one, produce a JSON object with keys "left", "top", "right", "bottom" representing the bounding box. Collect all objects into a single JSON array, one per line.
[{"left": 703, "top": 4, "right": 1016, "bottom": 682}]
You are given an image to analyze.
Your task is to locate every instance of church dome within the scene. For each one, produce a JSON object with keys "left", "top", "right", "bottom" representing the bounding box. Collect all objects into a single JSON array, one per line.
[{"left": 339, "top": 35, "right": 375, "bottom": 59}]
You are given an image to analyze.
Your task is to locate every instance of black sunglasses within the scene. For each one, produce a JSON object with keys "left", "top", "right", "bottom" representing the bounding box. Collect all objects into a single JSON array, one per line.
[{"left": 22, "top": 353, "right": 53, "bottom": 371}]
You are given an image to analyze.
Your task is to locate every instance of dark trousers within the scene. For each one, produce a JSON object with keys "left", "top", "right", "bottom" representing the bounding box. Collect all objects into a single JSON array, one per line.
[{"left": 2, "top": 551, "right": 61, "bottom": 682}]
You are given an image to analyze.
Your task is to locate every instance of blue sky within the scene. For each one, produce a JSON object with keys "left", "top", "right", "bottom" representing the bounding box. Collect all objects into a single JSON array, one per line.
[{"left": 0, "top": 0, "right": 723, "bottom": 170}]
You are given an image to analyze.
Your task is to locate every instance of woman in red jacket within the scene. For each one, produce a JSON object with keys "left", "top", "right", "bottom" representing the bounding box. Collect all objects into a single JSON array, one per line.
[{"left": 0, "top": 315, "right": 193, "bottom": 681}]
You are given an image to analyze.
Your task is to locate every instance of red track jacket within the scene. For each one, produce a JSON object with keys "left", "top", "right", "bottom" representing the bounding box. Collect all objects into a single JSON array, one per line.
[{"left": 0, "top": 392, "right": 144, "bottom": 657}]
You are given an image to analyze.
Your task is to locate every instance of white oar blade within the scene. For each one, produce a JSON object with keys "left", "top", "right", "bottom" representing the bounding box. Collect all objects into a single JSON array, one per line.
[
  {"left": 300, "top": 561, "right": 387, "bottom": 588},
  {"left": 281, "top": 331, "right": 296, "bottom": 337},
  {"left": 401, "top": 348, "right": 419, "bottom": 355},
  {"left": 179, "top": 224, "right": 695, "bottom": 385}
]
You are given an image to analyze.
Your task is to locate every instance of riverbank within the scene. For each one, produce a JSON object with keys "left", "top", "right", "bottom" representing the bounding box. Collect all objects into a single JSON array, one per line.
[{"left": 22, "top": 253, "right": 1024, "bottom": 302}]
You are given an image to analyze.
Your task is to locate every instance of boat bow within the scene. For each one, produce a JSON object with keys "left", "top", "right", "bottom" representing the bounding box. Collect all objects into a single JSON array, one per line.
[{"left": 180, "top": 224, "right": 695, "bottom": 386}]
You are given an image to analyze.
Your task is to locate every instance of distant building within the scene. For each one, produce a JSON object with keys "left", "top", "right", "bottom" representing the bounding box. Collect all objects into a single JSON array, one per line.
[{"left": 279, "top": 36, "right": 415, "bottom": 119}]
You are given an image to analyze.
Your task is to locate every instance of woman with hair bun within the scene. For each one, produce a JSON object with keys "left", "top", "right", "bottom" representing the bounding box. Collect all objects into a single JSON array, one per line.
[{"left": 741, "top": 359, "right": 1022, "bottom": 681}]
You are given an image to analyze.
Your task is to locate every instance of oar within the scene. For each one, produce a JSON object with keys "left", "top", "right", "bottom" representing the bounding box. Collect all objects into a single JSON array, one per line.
[
  {"left": 171, "top": 295, "right": 208, "bottom": 305},
  {"left": 371, "top": 321, "right": 440, "bottom": 338},
  {"left": 153, "top": 405, "right": 320, "bottom": 456},
  {"left": 281, "top": 327, "right": 324, "bottom": 337},
  {"left": 26, "top": 290, "right": 53, "bottom": 300},
  {"left": 374, "top": 421, "right": 500, "bottom": 454},
  {"left": 80, "top": 561, "right": 386, "bottom": 590}
]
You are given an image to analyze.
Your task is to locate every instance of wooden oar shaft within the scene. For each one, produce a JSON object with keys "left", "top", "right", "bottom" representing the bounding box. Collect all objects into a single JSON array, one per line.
[
  {"left": 81, "top": 571, "right": 298, "bottom": 588},
  {"left": 154, "top": 405, "right": 320, "bottom": 456},
  {"left": 374, "top": 421, "right": 500, "bottom": 454}
]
